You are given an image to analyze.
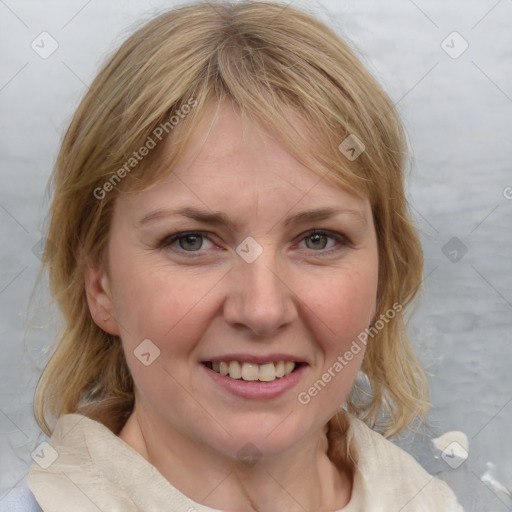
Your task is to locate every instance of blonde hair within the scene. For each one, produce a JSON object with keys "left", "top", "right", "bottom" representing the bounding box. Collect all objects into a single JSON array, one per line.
[{"left": 35, "top": 0, "right": 429, "bottom": 440}]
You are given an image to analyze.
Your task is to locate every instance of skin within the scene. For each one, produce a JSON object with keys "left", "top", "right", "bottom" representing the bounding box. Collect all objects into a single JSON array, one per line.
[{"left": 85, "top": 100, "right": 379, "bottom": 511}]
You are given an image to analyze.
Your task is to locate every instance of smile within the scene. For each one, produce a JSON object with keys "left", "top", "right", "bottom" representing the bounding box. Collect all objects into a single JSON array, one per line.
[
  {"left": 202, "top": 359, "right": 307, "bottom": 400},
  {"left": 203, "top": 361, "right": 299, "bottom": 382}
]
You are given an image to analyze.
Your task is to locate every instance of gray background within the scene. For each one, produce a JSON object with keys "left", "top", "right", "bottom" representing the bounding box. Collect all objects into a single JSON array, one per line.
[{"left": 1, "top": 1, "right": 511, "bottom": 510}]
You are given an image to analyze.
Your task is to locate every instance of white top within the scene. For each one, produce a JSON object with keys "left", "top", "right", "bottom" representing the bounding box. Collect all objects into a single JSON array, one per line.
[{"left": 28, "top": 413, "right": 464, "bottom": 511}]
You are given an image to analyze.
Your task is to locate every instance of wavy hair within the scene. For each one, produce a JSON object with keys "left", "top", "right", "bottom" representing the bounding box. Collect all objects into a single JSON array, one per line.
[{"left": 34, "top": 0, "right": 429, "bottom": 441}]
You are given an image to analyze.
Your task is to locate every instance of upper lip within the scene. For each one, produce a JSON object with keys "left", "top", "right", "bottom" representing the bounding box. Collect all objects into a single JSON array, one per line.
[{"left": 202, "top": 353, "right": 307, "bottom": 365}]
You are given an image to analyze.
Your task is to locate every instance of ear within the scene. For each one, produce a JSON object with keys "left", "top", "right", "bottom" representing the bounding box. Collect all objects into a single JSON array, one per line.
[{"left": 84, "top": 258, "right": 121, "bottom": 336}]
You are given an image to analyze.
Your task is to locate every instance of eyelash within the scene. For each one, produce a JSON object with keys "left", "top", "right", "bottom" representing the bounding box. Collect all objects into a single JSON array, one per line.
[{"left": 158, "top": 229, "right": 350, "bottom": 257}]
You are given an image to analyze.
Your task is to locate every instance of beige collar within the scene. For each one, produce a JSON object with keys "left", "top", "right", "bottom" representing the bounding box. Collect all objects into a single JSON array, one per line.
[{"left": 28, "top": 413, "right": 462, "bottom": 511}]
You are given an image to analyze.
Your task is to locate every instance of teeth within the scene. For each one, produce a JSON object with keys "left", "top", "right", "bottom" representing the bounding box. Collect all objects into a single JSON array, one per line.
[
  {"left": 241, "top": 363, "right": 259, "bottom": 381},
  {"left": 259, "top": 363, "right": 276, "bottom": 382},
  {"left": 208, "top": 360, "right": 297, "bottom": 381},
  {"left": 229, "top": 361, "right": 242, "bottom": 379},
  {"left": 284, "top": 361, "right": 295, "bottom": 374},
  {"left": 220, "top": 361, "right": 229, "bottom": 376}
]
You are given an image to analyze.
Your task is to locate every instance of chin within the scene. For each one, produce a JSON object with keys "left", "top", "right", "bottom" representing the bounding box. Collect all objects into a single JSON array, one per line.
[{"left": 207, "top": 415, "right": 313, "bottom": 462}]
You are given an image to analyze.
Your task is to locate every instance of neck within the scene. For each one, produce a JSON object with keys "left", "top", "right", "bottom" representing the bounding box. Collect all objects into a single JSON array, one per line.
[{"left": 118, "top": 407, "right": 352, "bottom": 512}]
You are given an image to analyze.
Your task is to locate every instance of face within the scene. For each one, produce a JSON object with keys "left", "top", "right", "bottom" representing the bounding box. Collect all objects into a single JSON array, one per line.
[{"left": 87, "top": 101, "right": 379, "bottom": 460}]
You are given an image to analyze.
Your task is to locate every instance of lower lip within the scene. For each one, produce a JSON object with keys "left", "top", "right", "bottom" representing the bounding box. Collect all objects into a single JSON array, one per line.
[{"left": 202, "top": 363, "right": 307, "bottom": 400}]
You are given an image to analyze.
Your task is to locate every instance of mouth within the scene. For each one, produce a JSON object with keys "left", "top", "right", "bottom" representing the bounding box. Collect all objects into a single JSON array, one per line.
[{"left": 202, "top": 360, "right": 305, "bottom": 382}]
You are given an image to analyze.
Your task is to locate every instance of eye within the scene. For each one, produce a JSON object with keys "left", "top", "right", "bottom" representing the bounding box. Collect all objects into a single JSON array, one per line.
[
  {"left": 158, "top": 229, "right": 349, "bottom": 257},
  {"left": 303, "top": 232, "right": 331, "bottom": 250},
  {"left": 298, "top": 229, "right": 348, "bottom": 253},
  {"left": 159, "top": 231, "right": 215, "bottom": 253}
]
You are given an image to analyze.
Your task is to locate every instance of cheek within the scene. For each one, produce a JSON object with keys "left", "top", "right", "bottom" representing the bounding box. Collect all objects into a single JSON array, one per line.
[
  {"left": 110, "top": 264, "right": 213, "bottom": 402},
  {"left": 108, "top": 256, "right": 218, "bottom": 354},
  {"left": 295, "top": 268, "right": 377, "bottom": 412},
  {"left": 303, "top": 265, "right": 378, "bottom": 347}
]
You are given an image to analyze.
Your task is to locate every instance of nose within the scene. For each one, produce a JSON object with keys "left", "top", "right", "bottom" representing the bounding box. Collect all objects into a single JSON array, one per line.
[{"left": 223, "top": 250, "right": 298, "bottom": 337}]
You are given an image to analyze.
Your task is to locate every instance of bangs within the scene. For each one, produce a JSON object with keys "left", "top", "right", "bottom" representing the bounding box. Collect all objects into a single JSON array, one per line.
[
  {"left": 98, "top": 7, "right": 382, "bottom": 202},
  {"left": 115, "top": 89, "right": 371, "bottom": 205}
]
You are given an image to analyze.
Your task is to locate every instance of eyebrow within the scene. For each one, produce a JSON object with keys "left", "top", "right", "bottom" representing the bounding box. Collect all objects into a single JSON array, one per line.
[{"left": 138, "top": 206, "right": 367, "bottom": 229}]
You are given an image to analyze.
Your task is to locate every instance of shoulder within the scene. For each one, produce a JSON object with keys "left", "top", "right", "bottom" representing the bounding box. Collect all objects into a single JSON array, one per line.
[
  {"left": 345, "top": 415, "right": 464, "bottom": 511},
  {"left": 0, "top": 479, "right": 42, "bottom": 512}
]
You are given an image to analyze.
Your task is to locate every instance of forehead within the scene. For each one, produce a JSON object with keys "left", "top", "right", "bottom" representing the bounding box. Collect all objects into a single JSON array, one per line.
[
  {"left": 143, "top": 101, "right": 364, "bottom": 206},
  {"left": 114, "top": 100, "right": 371, "bottom": 230}
]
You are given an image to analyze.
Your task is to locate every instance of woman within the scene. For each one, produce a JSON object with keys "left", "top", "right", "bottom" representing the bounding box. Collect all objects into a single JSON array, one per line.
[{"left": 18, "top": 1, "right": 464, "bottom": 510}]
